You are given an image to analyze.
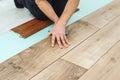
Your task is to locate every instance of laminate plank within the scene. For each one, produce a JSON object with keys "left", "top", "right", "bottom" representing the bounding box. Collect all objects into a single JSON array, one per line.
[
  {"left": 12, "top": 19, "right": 53, "bottom": 38},
  {"left": 62, "top": 16, "right": 120, "bottom": 69},
  {"left": 0, "top": 20, "right": 98, "bottom": 80},
  {"left": 12, "top": 19, "right": 40, "bottom": 32},
  {"left": 31, "top": 59, "right": 87, "bottom": 80},
  {"left": 20, "top": 20, "right": 52, "bottom": 38},
  {"left": 79, "top": 41, "right": 120, "bottom": 80},
  {"left": 82, "top": 0, "right": 120, "bottom": 28}
]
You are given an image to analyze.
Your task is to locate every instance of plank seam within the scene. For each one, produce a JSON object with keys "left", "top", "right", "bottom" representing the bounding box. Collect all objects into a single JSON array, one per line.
[
  {"left": 89, "top": 40, "right": 120, "bottom": 69},
  {"left": 29, "top": 28, "right": 101, "bottom": 80},
  {"left": 60, "top": 14, "right": 120, "bottom": 69},
  {"left": 29, "top": 14, "right": 120, "bottom": 79},
  {"left": 82, "top": 7, "right": 120, "bottom": 29},
  {"left": 78, "top": 40, "right": 120, "bottom": 80}
]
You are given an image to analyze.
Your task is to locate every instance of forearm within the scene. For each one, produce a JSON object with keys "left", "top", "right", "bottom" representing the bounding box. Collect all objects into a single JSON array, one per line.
[
  {"left": 58, "top": 0, "right": 80, "bottom": 26},
  {"left": 35, "top": 0, "right": 59, "bottom": 22}
]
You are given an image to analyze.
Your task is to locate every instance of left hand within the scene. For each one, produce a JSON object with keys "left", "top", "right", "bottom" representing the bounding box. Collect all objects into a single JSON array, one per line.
[{"left": 48, "top": 22, "right": 69, "bottom": 48}]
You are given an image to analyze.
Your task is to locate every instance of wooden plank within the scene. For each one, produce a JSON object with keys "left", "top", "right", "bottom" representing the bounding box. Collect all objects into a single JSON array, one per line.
[
  {"left": 79, "top": 41, "right": 120, "bottom": 80},
  {"left": 12, "top": 19, "right": 40, "bottom": 33},
  {"left": 31, "top": 59, "right": 87, "bottom": 80},
  {"left": 0, "top": 20, "right": 98, "bottom": 80},
  {"left": 12, "top": 19, "right": 53, "bottom": 38},
  {"left": 82, "top": 0, "right": 120, "bottom": 28},
  {"left": 62, "top": 16, "right": 120, "bottom": 69}
]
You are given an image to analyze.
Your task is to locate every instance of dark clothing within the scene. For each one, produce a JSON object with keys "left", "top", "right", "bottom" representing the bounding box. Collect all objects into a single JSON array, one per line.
[{"left": 16, "top": 0, "right": 68, "bottom": 20}]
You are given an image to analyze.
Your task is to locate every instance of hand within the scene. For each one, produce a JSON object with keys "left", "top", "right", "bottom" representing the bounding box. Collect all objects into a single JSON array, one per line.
[{"left": 49, "top": 22, "right": 69, "bottom": 48}]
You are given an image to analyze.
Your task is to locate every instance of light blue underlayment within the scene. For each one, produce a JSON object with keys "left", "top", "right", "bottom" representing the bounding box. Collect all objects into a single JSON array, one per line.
[{"left": 0, "top": 0, "right": 112, "bottom": 63}]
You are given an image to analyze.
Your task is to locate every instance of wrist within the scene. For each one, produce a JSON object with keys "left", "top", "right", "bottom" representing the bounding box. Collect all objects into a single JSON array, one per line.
[
  {"left": 57, "top": 20, "right": 67, "bottom": 26},
  {"left": 53, "top": 16, "right": 59, "bottom": 23}
]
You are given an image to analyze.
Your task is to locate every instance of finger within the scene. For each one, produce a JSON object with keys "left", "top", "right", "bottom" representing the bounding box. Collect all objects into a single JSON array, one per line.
[
  {"left": 64, "top": 35, "right": 70, "bottom": 45},
  {"left": 60, "top": 35, "right": 68, "bottom": 48},
  {"left": 51, "top": 34, "right": 55, "bottom": 47},
  {"left": 56, "top": 35, "right": 63, "bottom": 49}
]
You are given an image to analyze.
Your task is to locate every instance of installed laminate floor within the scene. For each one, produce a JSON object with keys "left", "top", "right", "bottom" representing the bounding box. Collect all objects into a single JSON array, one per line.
[{"left": 0, "top": 0, "right": 120, "bottom": 80}]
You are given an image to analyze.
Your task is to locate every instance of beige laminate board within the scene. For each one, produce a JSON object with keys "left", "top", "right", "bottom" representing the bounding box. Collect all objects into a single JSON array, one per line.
[
  {"left": 0, "top": 20, "right": 98, "bottom": 80},
  {"left": 79, "top": 41, "right": 120, "bottom": 80},
  {"left": 62, "top": 16, "right": 120, "bottom": 69},
  {"left": 82, "top": 0, "right": 120, "bottom": 28},
  {"left": 31, "top": 59, "right": 87, "bottom": 80}
]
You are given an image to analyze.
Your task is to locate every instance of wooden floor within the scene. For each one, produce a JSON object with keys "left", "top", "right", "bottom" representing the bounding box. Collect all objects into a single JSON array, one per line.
[{"left": 0, "top": 0, "right": 120, "bottom": 80}]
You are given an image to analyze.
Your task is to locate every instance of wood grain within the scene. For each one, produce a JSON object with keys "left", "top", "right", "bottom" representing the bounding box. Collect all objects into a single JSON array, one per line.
[
  {"left": 82, "top": 0, "right": 120, "bottom": 28},
  {"left": 12, "top": 19, "right": 53, "bottom": 38},
  {"left": 1, "top": 1, "right": 120, "bottom": 80},
  {"left": 62, "top": 16, "right": 120, "bottom": 69},
  {"left": 79, "top": 41, "right": 120, "bottom": 80},
  {"left": 0, "top": 20, "right": 98, "bottom": 80},
  {"left": 31, "top": 59, "right": 87, "bottom": 80}
]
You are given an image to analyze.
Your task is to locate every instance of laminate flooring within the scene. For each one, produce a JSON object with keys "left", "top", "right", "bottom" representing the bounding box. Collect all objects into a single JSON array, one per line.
[{"left": 0, "top": 0, "right": 120, "bottom": 80}]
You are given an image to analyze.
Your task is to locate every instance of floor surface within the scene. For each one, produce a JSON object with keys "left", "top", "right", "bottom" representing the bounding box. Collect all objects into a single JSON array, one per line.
[{"left": 0, "top": 0, "right": 120, "bottom": 80}]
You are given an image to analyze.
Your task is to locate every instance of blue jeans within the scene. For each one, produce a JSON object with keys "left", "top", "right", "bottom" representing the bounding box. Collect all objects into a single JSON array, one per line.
[{"left": 16, "top": 0, "right": 68, "bottom": 20}]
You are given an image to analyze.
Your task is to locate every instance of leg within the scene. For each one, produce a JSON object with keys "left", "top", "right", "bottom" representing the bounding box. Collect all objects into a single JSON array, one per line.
[
  {"left": 14, "top": 0, "right": 49, "bottom": 20},
  {"left": 25, "top": 0, "right": 49, "bottom": 20},
  {"left": 14, "top": 0, "right": 24, "bottom": 8}
]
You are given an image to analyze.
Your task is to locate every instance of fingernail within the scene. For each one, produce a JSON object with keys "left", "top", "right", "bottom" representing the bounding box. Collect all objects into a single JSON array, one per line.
[
  {"left": 68, "top": 42, "right": 71, "bottom": 45},
  {"left": 51, "top": 45, "right": 54, "bottom": 47},
  {"left": 60, "top": 46, "right": 63, "bottom": 49},
  {"left": 67, "top": 45, "right": 69, "bottom": 47},
  {"left": 65, "top": 45, "right": 68, "bottom": 48}
]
